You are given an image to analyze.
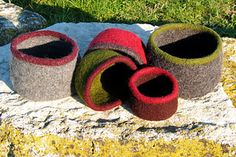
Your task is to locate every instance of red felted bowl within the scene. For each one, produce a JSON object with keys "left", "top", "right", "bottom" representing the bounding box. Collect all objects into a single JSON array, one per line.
[
  {"left": 87, "top": 28, "right": 147, "bottom": 65},
  {"left": 128, "top": 67, "right": 178, "bottom": 121}
]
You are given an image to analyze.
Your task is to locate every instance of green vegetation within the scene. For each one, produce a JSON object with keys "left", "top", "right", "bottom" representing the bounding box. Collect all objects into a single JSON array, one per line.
[{"left": 6, "top": 0, "right": 236, "bottom": 37}]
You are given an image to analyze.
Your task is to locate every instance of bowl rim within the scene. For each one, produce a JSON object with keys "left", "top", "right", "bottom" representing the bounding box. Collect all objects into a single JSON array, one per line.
[
  {"left": 148, "top": 23, "right": 222, "bottom": 65},
  {"left": 11, "top": 30, "right": 79, "bottom": 66},
  {"left": 128, "top": 66, "right": 178, "bottom": 105}
]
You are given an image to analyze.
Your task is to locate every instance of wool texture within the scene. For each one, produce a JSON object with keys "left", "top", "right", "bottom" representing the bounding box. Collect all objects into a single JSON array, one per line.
[
  {"left": 74, "top": 49, "right": 137, "bottom": 111},
  {"left": 128, "top": 67, "right": 178, "bottom": 121},
  {"left": 87, "top": 28, "right": 147, "bottom": 65},
  {"left": 10, "top": 30, "right": 79, "bottom": 101},
  {"left": 147, "top": 23, "right": 223, "bottom": 98}
]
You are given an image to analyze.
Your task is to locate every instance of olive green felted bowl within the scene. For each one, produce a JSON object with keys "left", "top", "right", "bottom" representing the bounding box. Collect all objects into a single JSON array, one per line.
[
  {"left": 10, "top": 30, "right": 79, "bottom": 101},
  {"left": 74, "top": 49, "right": 137, "bottom": 111},
  {"left": 147, "top": 23, "right": 223, "bottom": 98}
]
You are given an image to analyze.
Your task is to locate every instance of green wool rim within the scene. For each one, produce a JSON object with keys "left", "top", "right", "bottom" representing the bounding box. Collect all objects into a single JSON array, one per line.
[
  {"left": 74, "top": 50, "right": 120, "bottom": 105},
  {"left": 149, "top": 23, "right": 222, "bottom": 65}
]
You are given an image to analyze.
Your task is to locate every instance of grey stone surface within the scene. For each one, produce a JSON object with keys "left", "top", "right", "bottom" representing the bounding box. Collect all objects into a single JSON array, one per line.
[
  {"left": 0, "top": 22, "right": 236, "bottom": 147},
  {"left": 0, "top": 0, "right": 46, "bottom": 45}
]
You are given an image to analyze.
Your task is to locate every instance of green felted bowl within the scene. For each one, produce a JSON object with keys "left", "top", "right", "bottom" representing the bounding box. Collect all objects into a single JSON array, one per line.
[
  {"left": 147, "top": 23, "right": 223, "bottom": 98},
  {"left": 74, "top": 49, "right": 137, "bottom": 111}
]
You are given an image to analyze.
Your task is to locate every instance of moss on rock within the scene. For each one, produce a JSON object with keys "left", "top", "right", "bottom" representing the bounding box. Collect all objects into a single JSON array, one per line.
[{"left": 0, "top": 123, "right": 236, "bottom": 156}]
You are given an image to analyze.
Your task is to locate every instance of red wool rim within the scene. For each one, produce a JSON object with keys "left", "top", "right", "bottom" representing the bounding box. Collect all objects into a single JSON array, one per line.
[
  {"left": 88, "top": 28, "right": 147, "bottom": 64},
  {"left": 128, "top": 67, "right": 178, "bottom": 104},
  {"left": 11, "top": 30, "right": 79, "bottom": 66},
  {"left": 84, "top": 56, "right": 137, "bottom": 111}
]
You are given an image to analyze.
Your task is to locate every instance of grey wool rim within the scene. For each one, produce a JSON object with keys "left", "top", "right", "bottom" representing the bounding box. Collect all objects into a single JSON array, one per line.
[
  {"left": 147, "top": 23, "right": 223, "bottom": 98},
  {"left": 10, "top": 30, "right": 79, "bottom": 101}
]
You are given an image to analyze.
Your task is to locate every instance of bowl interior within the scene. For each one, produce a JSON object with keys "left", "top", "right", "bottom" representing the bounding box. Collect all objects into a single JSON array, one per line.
[
  {"left": 17, "top": 35, "right": 73, "bottom": 59},
  {"left": 90, "top": 63, "right": 133, "bottom": 105},
  {"left": 135, "top": 73, "right": 173, "bottom": 97},
  {"left": 155, "top": 29, "right": 218, "bottom": 59}
]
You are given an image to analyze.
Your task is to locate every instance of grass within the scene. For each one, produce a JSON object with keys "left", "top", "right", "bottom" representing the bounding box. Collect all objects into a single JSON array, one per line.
[{"left": 5, "top": 0, "right": 236, "bottom": 37}]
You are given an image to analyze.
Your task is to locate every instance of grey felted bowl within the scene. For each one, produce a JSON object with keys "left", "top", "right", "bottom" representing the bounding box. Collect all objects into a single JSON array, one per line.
[
  {"left": 147, "top": 23, "right": 223, "bottom": 98},
  {"left": 10, "top": 30, "right": 79, "bottom": 101}
]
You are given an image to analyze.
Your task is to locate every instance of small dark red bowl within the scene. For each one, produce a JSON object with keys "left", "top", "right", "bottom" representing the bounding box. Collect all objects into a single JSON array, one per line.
[{"left": 128, "top": 67, "right": 178, "bottom": 121}]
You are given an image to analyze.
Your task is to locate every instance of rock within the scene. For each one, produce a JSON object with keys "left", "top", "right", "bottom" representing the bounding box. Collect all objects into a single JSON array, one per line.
[
  {"left": 0, "top": 22, "right": 236, "bottom": 156},
  {"left": 0, "top": 0, "right": 46, "bottom": 45}
]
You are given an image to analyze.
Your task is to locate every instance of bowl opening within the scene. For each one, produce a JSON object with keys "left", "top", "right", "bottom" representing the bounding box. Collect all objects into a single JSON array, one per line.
[
  {"left": 17, "top": 35, "right": 73, "bottom": 59},
  {"left": 135, "top": 74, "right": 173, "bottom": 97},
  {"left": 155, "top": 30, "right": 218, "bottom": 59},
  {"left": 90, "top": 63, "right": 133, "bottom": 105}
]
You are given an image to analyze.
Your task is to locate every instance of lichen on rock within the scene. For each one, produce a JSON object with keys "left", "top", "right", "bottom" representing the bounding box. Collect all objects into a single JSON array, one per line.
[
  {"left": 222, "top": 38, "right": 236, "bottom": 107},
  {"left": 1, "top": 123, "right": 236, "bottom": 156}
]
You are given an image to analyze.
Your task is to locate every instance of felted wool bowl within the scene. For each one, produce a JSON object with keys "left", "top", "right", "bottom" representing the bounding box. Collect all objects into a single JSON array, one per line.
[
  {"left": 10, "top": 30, "right": 79, "bottom": 101},
  {"left": 128, "top": 67, "right": 178, "bottom": 121},
  {"left": 74, "top": 49, "right": 137, "bottom": 111},
  {"left": 87, "top": 28, "right": 147, "bottom": 65},
  {"left": 147, "top": 23, "right": 223, "bottom": 98}
]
